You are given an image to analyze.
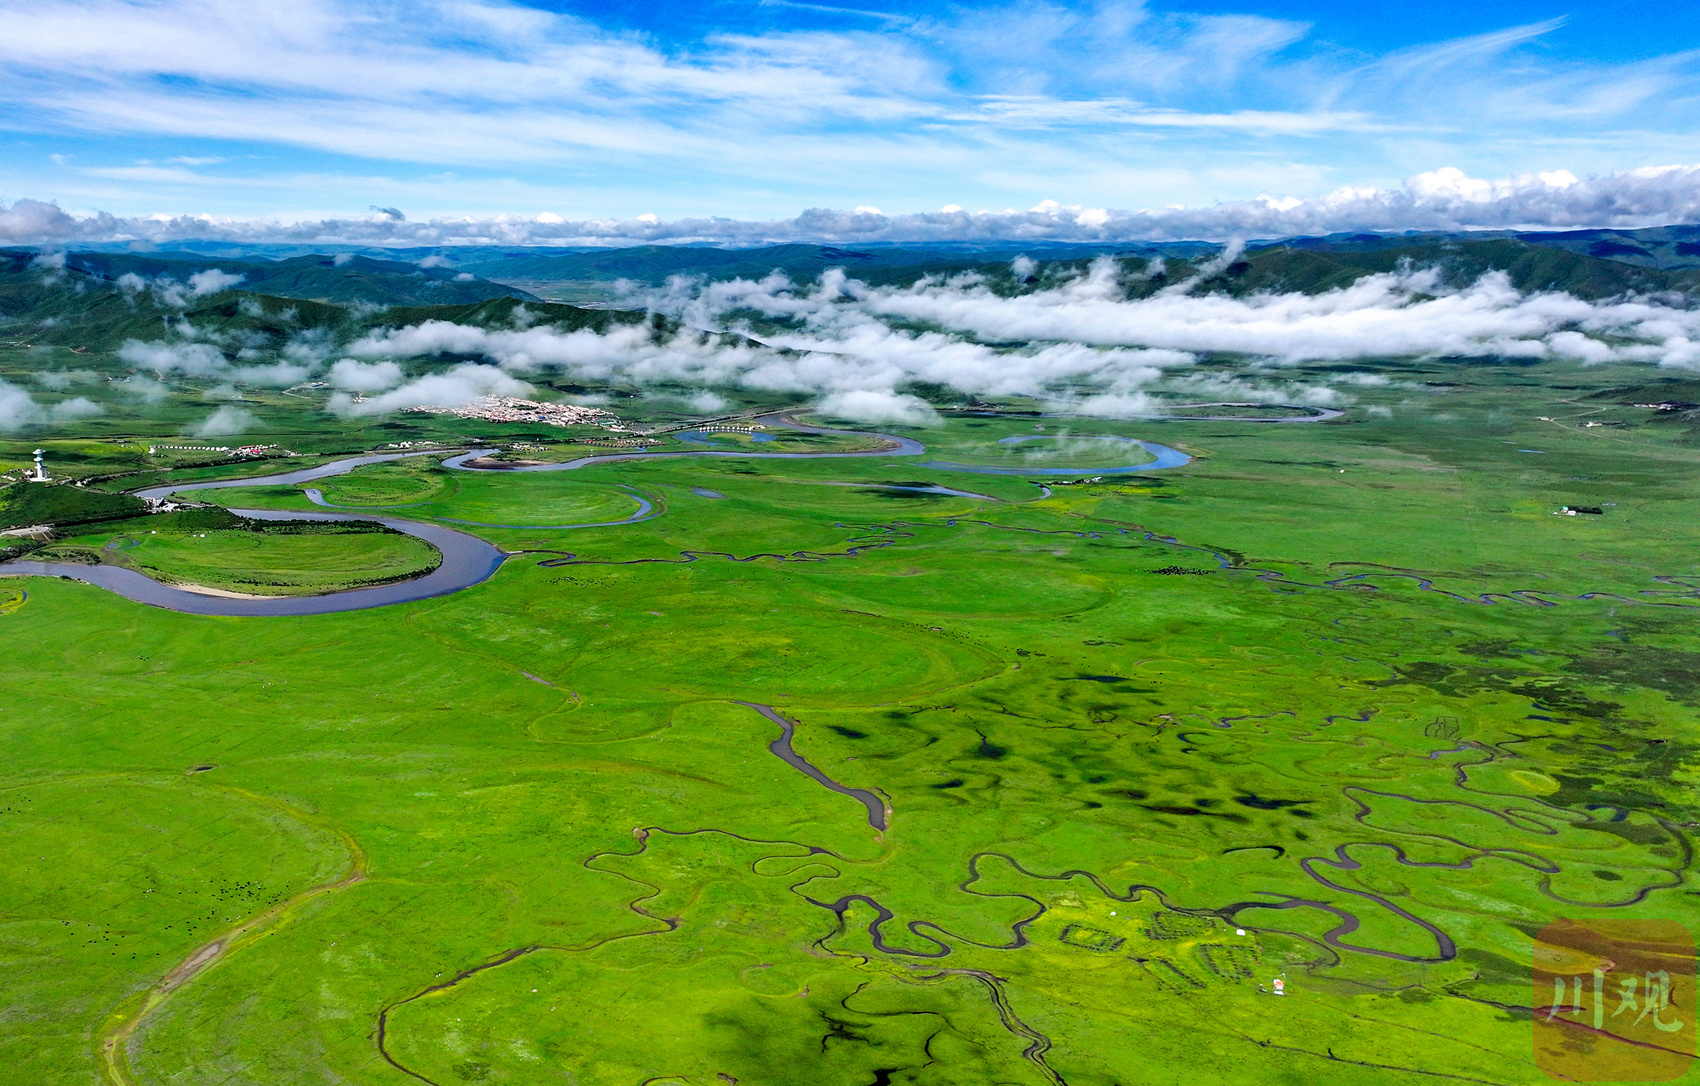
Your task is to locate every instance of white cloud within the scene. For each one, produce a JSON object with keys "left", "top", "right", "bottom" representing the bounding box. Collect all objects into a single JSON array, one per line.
[
  {"left": 12, "top": 228, "right": 1700, "bottom": 433},
  {"left": 193, "top": 404, "right": 256, "bottom": 436},
  {"left": 117, "top": 339, "right": 229, "bottom": 376},
  {"left": 120, "top": 274, "right": 193, "bottom": 307},
  {"left": 327, "top": 357, "right": 405, "bottom": 392},
  {"left": 685, "top": 257, "right": 1700, "bottom": 369},
  {"left": 0, "top": 379, "right": 42, "bottom": 430},
  {"left": 328, "top": 363, "right": 529, "bottom": 416},
  {"left": 34, "top": 369, "right": 98, "bottom": 389},
  {"left": 0, "top": 383, "right": 100, "bottom": 429},
  {"left": 5, "top": 165, "right": 1700, "bottom": 247},
  {"left": 0, "top": 1, "right": 1676, "bottom": 182},
  {"left": 0, "top": 0, "right": 1695, "bottom": 231},
  {"left": 229, "top": 361, "right": 313, "bottom": 386},
  {"left": 0, "top": 201, "right": 81, "bottom": 244},
  {"left": 327, "top": 252, "right": 1700, "bottom": 415},
  {"left": 188, "top": 268, "right": 245, "bottom": 295},
  {"left": 817, "top": 388, "right": 938, "bottom": 425},
  {"left": 116, "top": 375, "right": 171, "bottom": 403},
  {"left": 49, "top": 396, "right": 103, "bottom": 420},
  {"left": 111, "top": 337, "right": 314, "bottom": 387},
  {"left": 1058, "top": 391, "right": 1159, "bottom": 418},
  {"left": 1545, "top": 330, "right": 1622, "bottom": 365},
  {"left": 1162, "top": 240, "right": 1246, "bottom": 294}
]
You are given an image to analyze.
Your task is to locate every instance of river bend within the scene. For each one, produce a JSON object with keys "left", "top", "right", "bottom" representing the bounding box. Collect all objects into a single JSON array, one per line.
[{"left": 2, "top": 414, "right": 1191, "bottom": 615}]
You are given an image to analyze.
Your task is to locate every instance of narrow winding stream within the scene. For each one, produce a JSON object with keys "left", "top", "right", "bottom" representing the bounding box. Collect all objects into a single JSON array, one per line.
[{"left": 737, "top": 701, "right": 888, "bottom": 830}]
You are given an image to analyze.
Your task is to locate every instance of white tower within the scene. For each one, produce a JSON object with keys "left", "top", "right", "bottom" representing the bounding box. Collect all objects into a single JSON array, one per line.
[{"left": 31, "top": 449, "right": 47, "bottom": 482}]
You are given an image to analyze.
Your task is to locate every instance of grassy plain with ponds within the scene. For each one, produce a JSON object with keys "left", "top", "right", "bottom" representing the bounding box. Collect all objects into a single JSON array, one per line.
[{"left": 1, "top": 361, "right": 1698, "bottom": 1085}]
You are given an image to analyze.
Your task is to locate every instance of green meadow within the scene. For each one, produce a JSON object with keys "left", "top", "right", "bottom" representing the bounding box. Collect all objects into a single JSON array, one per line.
[
  {"left": 41, "top": 521, "right": 443, "bottom": 596},
  {"left": 1, "top": 360, "right": 1697, "bottom": 1085}
]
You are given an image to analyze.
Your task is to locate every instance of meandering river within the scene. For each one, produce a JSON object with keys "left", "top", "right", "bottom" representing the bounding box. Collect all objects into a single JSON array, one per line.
[{"left": 1, "top": 412, "right": 1197, "bottom": 615}]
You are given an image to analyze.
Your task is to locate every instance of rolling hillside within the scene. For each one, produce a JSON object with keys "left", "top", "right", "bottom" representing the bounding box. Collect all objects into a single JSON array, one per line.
[{"left": 41, "top": 250, "right": 535, "bottom": 306}]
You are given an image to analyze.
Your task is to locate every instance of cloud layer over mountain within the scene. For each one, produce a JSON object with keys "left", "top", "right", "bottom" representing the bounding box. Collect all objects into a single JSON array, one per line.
[
  {"left": 17, "top": 249, "right": 1700, "bottom": 429},
  {"left": 5, "top": 166, "right": 1700, "bottom": 247},
  {"left": 312, "top": 257, "right": 1700, "bottom": 421}
]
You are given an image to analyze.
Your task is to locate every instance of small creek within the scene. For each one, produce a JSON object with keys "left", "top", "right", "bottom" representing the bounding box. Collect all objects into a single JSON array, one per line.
[{"left": 738, "top": 701, "right": 887, "bottom": 830}]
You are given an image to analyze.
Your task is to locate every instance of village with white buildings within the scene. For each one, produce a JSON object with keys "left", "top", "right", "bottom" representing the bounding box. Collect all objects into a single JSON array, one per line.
[{"left": 406, "top": 396, "right": 615, "bottom": 428}]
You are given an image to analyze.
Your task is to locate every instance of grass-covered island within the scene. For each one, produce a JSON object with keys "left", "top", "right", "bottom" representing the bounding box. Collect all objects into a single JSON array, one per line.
[{"left": 2, "top": 488, "right": 442, "bottom": 596}]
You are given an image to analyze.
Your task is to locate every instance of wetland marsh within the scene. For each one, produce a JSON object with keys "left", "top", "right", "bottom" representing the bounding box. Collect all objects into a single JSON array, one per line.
[{"left": 2, "top": 373, "right": 1697, "bottom": 1086}]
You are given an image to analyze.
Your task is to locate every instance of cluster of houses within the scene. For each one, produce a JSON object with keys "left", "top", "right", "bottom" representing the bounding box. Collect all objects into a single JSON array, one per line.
[
  {"left": 146, "top": 444, "right": 281, "bottom": 458},
  {"left": 689, "top": 424, "right": 767, "bottom": 435},
  {"left": 1635, "top": 400, "right": 1699, "bottom": 412},
  {"left": 406, "top": 396, "right": 615, "bottom": 427}
]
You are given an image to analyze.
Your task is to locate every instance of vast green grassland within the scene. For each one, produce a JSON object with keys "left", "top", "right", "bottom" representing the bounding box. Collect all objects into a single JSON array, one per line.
[
  {"left": 305, "top": 463, "right": 647, "bottom": 528},
  {"left": 1, "top": 360, "right": 1697, "bottom": 1085}
]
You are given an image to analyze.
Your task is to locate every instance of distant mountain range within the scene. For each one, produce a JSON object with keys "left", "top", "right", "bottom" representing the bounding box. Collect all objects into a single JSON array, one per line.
[
  {"left": 453, "top": 243, "right": 1133, "bottom": 288},
  {"left": 64, "top": 222, "right": 1700, "bottom": 271},
  {"left": 425, "top": 232, "right": 1695, "bottom": 304},
  {"left": 4, "top": 225, "right": 1697, "bottom": 348},
  {"left": 1196, "top": 239, "right": 1699, "bottom": 299},
  {"left": 45, "top": 250, "right": 536, "bottom": 307},
  {"left": 0, "top": 251, "right": 638, "bottom": 354},
  {"left": 1274, "top": 225, "right": 1700, "bottom": 271}
]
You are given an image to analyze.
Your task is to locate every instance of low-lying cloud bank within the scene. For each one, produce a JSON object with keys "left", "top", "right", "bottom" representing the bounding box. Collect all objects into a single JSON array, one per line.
[
  {"left": 23, "top": 250, "right": 1700, "bottom": 429},
  {"left": 193, "top": 404, "right": 256, "bottom": 437},
  {"left": 327, "top": 363, "right": 530, "bottom": 417},
  {"left": 5, "top": 166, "right": 1700, "bottom": 247},
  {"left": 112, "top": 268, "right": 246, "bottom": 308},
  {"left": 0, "top": 377, "right": 104, "bottom": 431},
  {"left": 326, "top": 258, "right": 1700, "bottom": 421},
  {"left": 701, "top": 261, "right": 1700, "bottom": 367}
]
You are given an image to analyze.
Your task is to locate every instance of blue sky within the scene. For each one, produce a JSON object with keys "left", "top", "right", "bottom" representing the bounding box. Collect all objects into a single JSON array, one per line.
[
  {"left": 0, "top": 0, "right": 1696, "bottom": 232},
  {"left": 565, "top": 0, "right": 1697, "bottom": 62}
]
